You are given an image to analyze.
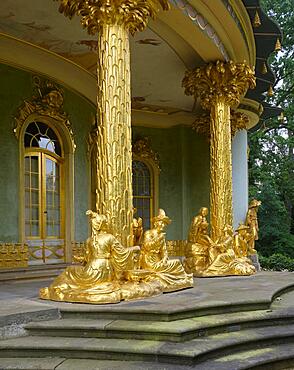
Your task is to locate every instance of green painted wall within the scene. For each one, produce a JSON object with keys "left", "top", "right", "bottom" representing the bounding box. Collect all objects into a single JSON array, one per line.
[
  {"left": 0, "top": 65, "right": 32, "bottom": 241},
  {"left": 132, "top": 126, "right": 209, "bottom": 240},
  {"left": 0, "top": 63, "right": 95, "bottom": 242},
  {"left": 63, "top": 90, "right": 95, "bottom": 241}
]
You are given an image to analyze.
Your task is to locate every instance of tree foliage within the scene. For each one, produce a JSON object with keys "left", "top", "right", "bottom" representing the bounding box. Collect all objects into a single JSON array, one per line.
[{"left": 248, "top": 0, "right": 294, "bottom": 260}]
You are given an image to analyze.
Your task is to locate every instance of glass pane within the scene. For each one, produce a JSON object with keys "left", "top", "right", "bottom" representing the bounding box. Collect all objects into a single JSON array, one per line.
[
  {"left": 46, "top": 159, "right": 53, "bottom": 175},
  {"left": 31, "top": 222, "right": 39, "bottom": 236},
  {"left": 54, "top": 224, "right": 60, "bottom": 236},
  {"left": 25, "top": 174, "right": 30, "bottom": 188},
  {"left": 31, "top": 156, "right": 39, "bottom": 173},
  {"left": 31, "top": 206, "right": 39, "bottom": 221},
  {"left": 47, "top": 222, "right": 54, "bottom": 237},
  {"left": 31, "top": 174, "right": 38, "bottom": 189},
  {"left": 46, "top": 191, "right": 53, "bottom": 206},
  {"left": 31, "top": 190, "right": 39, "bottom": 205}
]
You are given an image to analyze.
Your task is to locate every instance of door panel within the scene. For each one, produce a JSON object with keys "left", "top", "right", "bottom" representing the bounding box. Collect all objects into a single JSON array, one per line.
[{"left": 25, "top": 153, "right": 64, "bottom": 264}]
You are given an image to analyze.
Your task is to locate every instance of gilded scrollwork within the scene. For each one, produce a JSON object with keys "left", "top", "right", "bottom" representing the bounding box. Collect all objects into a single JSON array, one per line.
[
  {"left": 54, "top": 0, "right": 170, "bottom": 35},
  {"left": 132, "top": 137, "right": 160, "bottom": 170},
  {"left": 14, "top": 77, "right": 75, "bottom": 150}
]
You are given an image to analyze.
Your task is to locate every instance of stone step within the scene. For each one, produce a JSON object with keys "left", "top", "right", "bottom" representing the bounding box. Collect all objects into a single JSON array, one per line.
[
  {"left": 197, "top": 342, "right": 294, "bottom": 370},
  {"left": 1, "top": 325, "right": 294, "bottom": 366},
  {"left": 60, "top": 300, "right": 270, "bottom": 322},
  {"left": 2, "top": 347, "right": 293, "bottom": 370},
  {"left": 0, "top": 357, "right": 66, "bottom": 370},
  {"left": 0, "top": 264, "right": 70, "bottom": 282},
  {"left": 25, "top": 308, "right": 294, "bottom": 342}
]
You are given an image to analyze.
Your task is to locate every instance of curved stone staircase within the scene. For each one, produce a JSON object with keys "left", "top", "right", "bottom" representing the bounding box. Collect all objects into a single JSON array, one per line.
[{"left": 1, "top": 274, "right": 294, "bottom": 369}]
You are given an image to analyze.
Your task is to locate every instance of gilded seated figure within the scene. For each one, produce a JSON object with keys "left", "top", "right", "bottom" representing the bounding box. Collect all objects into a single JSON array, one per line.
[
  {"left": 140, "top": 209, "right": 193, "bottom": 292},
  {"left": 203, "top": 226, "right": 255, "bottom": 276},
  {"left": 40, "top": 210, "right": 161, "bottom": 304},
  {"left": 183, "top": 207, "right": 214, "bottom": 275},
  {"left": 183, "top": 208, "right": 256, "bottom": 277}
]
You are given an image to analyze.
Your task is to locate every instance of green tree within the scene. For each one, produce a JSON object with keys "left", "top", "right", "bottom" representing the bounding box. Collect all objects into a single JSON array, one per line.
[{"left": 248, "top": 0, "right": 294, "bottom": 260}]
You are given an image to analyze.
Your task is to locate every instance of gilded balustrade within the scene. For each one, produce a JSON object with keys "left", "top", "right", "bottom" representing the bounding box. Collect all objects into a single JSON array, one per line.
[{"left": 0, "top": 243, "right": 28, "bottom": 268}]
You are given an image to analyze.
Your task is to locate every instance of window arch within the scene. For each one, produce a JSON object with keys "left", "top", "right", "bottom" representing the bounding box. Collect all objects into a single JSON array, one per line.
[{"left": 24, "top": 121, "right": 62, "bottom": 156}]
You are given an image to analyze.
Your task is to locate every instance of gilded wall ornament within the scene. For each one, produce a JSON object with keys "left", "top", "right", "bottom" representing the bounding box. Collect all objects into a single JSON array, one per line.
[
  {"left": 54, "top": 0, "right": 170, "bottom": 35},
  {"left": 14, "top": 77, "right": 75, "bottom": 150},
  {"left": 132, "top": 137, "right": 160, "bottom": 170}
]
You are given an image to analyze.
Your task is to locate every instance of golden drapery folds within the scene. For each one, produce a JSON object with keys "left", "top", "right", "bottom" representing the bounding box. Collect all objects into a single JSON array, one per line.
[
  {"left": 183, "top": 208, "right": 256, "bottom": 277},
  {"left": 40, "top": 211, "right": 163, "bottom": 304},
  {"left": 53, "top": 0, "right": 169, "bottom": 246},
  {"left": 140, "top": 209, "right": 194, "bottom": 291},
  {"left": 183, "top": 61, "right": 256, "bottom": 241},
  {"left": 40, "top": 210, "right": 193, "bottom": 304}
]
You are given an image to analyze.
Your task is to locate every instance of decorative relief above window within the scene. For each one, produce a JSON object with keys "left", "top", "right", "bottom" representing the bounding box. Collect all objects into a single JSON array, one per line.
[{"left": 14, "top": 76, "right": 75, "bottom": 151}]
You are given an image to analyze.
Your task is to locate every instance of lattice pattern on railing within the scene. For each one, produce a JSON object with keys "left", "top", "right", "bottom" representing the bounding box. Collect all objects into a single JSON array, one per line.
[
  {"left": 0, "top": 243, "right": 29, "bottom": 268},
  {"left": 71, "top": 241, "right": 87, "bottom": 264},
  {"left": 72, "top": 240, "right": 188, "bottom": 263},
  {"left": 166, "top": 240, "right": 188, "bottom": 257}
]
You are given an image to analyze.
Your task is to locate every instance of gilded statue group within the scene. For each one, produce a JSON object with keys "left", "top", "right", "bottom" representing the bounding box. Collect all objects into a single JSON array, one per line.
[
  {"left": 183, "top": 200, "right": 261, "bottom": 277},
  {"left": 40, "top": 201, "right": 260, "bottom": 304}
]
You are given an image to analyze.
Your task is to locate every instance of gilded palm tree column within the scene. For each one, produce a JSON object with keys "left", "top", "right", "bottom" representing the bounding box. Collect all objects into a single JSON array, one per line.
[
  {"left": 183, "top": 61, "right": 255, "bottom": 241},
  {"left": 53, "top": 1, "right": 169, "bottom": 246},
  {"left": 95, "top": 23, "right": 133, "bottom": 246}
]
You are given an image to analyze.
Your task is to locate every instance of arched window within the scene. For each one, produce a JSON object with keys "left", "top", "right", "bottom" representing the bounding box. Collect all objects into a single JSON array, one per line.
[
  {"left": 24, "top": 121, "right": 64, "bottom": 264},
  {"left": 132, "top": 160, "right": 153, "bottom": 230}
]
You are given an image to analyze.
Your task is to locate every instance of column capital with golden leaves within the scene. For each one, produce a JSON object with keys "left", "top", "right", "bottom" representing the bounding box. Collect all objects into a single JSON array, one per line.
[
  {"left": 182, "top": 61, "right": 256, "bottom": 110},
  {"left": 54, "top": 0, "right": 170, "bottom": 35}
]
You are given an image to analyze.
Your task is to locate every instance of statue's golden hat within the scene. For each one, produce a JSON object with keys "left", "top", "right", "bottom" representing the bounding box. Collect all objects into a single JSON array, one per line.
[
  {"left": 249, "top": 199, "right": 261, "bottom": 208},
  {"left": 153, "top": 209, "right": 171, "bottom": 225}
]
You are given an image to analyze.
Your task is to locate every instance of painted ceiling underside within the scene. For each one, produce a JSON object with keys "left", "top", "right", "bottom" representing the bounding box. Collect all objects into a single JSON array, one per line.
[{"left": 0, "top": 0, "right": 194, "bottom": 112}]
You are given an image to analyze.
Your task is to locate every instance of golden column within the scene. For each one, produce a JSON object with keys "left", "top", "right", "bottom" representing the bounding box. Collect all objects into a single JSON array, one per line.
[
  {"left": 54, "top": 1, "right": 169, "bottom": 246},
  {"left": 183, "top": 61, "right": 255, "bottom": 241}
]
